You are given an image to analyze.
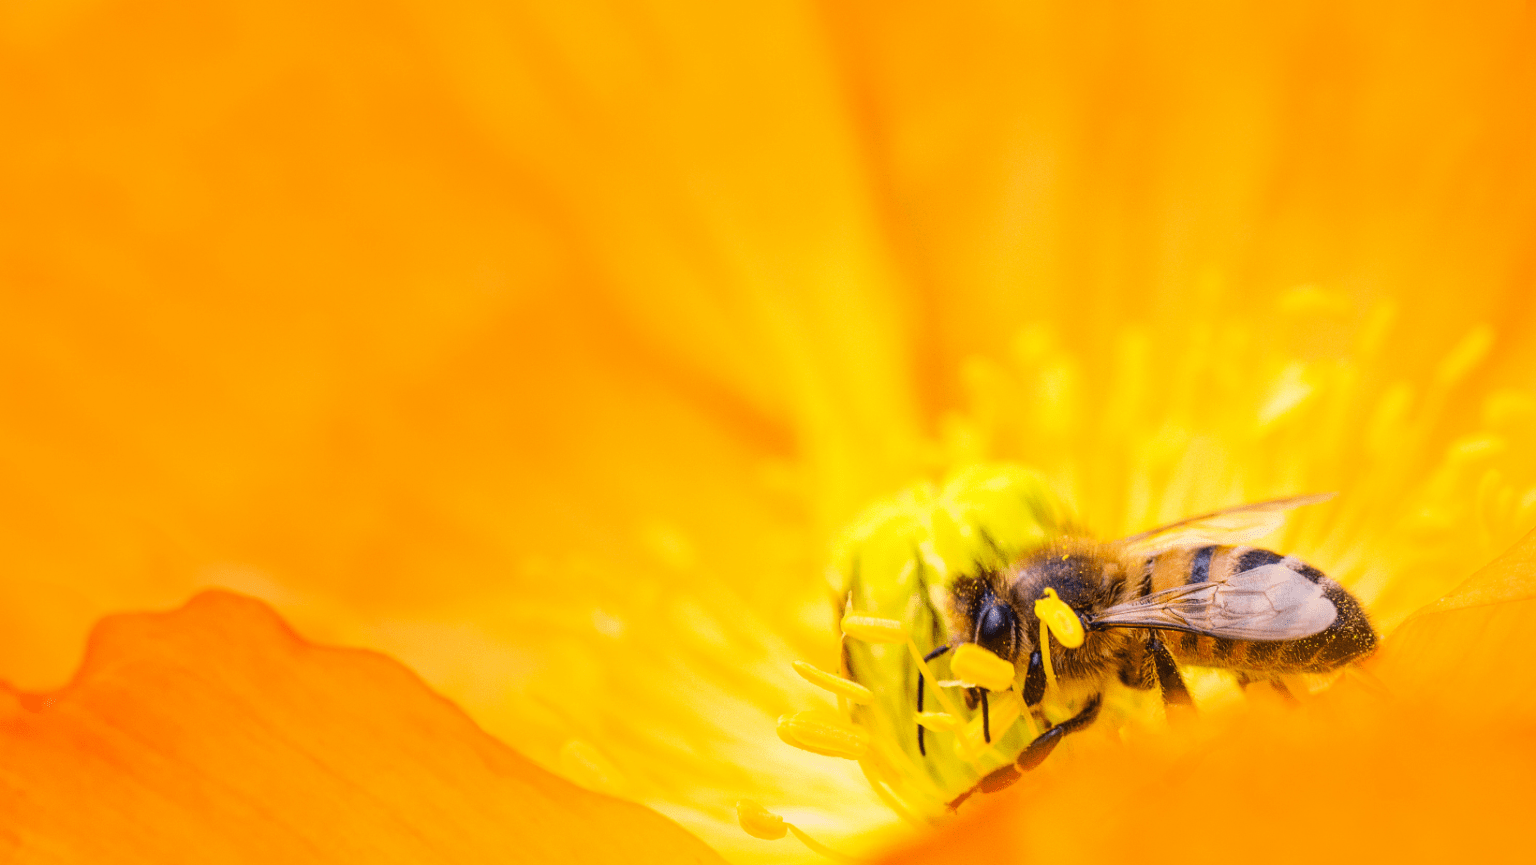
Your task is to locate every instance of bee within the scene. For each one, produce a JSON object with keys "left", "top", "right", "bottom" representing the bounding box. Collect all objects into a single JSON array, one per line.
[{"left": 922, "top": 494, "right": 1377, "bottom": 803}]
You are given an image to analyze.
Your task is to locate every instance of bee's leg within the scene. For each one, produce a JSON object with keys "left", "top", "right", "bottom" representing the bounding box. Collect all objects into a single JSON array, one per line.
[
  {"left": 1235, "top": 673, "right": 1297, "bottom": 703},
  {"left": 1148, "top": 632, "right": 1192, "bottom": 707},
  {"left": 1022, "top": 649, "right": 1046, "bottom": 707},
  {"left": 916, "top": 645, "right": 950, "bottom": 756},
  {"left": 1010, "top": 693, "right": 1101, "bottom": 773},
  {"left": 980, "top": 689, "right": 991, "bottom": 743},
  {"left": 1117, "top": 636, "right": 1157, "bottom": 690},
  {"left": 1269, "top": 677, "right": 1297, "bottom": 702},
  {"left": 948, "top": 694, "right": 1103, "bottom": 808}
]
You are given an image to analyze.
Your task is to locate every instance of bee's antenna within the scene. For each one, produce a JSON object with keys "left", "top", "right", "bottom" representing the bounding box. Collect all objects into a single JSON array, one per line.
[
  {"left": 980, "top": 689, "right": 991, "bottom": 743},
  {"left": 916, "top": 645, "right": 951, "bottom": 756}
]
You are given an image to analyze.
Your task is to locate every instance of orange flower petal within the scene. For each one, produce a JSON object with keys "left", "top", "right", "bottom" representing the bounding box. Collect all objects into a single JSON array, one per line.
[
  {"left": 879, "top": 532, "right": 1536, "bottom": 864},
  {"left": 1374, "top": 527, "right": 1536, "bottom": 721},
  {"left": 0, "top": 591, "right": 724, "bottom": 863}
]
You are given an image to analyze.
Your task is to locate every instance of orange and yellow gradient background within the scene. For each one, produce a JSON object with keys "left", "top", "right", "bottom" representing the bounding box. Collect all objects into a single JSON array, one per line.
[{"left": 4, "top": 1, "right": 1536, "bottom": 862}]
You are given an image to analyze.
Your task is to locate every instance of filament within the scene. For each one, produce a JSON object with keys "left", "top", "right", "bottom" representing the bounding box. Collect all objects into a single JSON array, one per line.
[{"left": 1038, "top": 620, "right": 1058, "bottom": 693}]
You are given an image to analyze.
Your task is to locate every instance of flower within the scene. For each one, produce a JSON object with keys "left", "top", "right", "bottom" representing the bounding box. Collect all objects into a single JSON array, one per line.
[{"left": 3, "top": 1, "right": 1535, "bottom": 863}]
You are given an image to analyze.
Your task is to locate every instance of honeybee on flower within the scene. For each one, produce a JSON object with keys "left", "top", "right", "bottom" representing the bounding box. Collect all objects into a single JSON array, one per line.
[{"left": 783, "top": 466, "right": 1377, "bottom": 818}]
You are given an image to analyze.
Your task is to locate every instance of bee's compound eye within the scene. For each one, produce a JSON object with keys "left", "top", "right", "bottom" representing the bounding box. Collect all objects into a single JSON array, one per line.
[{"left": 976, "top": 604, "right": 1015, "bottom": 658}]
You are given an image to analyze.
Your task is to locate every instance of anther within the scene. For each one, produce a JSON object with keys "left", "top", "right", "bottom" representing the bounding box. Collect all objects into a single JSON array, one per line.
[
  {"left": 915, "top": 711, "right": 963, "bottom": 732},
  {"left": 1034, "top": 588, "right": 1085, "bottom": 648},
  {"left": 840, "top": 613, "right": 907, "bottom": 644},
  {"left": 792, "top": 660, "right": 874, "bottom": 704},
  {"left": 736, "top": 799, "right": 787, "bottom": 840},
  {"left": 950, "top": 643, "right": 1015, "bottom": 692},
  {"left": 776, "top": 711, "right": 870, "bottom": 760}
]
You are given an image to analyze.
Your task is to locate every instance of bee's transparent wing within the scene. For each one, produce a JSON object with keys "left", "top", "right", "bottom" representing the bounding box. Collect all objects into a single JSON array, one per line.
[
  {"left": 1091, "top": 563, "right": 1338, "bottom": 640},
  {"left": 1116, "top": 493, "right": 1335, "bottom": 556}
]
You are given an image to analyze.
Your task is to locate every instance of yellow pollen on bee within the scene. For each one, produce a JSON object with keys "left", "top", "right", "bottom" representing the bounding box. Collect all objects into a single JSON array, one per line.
[
  {"left": 950, "top": 643, "right": 1016, "bottom": 692},
  {"left": 776, "top": 711, "right": 870, "bottom": 760},
  {"left": 1034, "top": 587, "right": 1085, "bottom": 648},
  {"left": 839, "top": 613, "right": 907, "bottom": 644},
  {"left": 791, "top": 660, "right": 875, "bottom": 704},
  {"left": 914, "top": 711, "right": 964, "bottom": 732}
]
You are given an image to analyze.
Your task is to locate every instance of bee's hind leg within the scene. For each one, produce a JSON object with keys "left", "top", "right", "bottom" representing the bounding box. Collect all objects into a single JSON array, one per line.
[
  {"left": 947, "top": 694, "right": 1103, "bottom": 809},
  {"left": 1235, "top": 672, "right": 1297, "bottom": 703},
  {"left": 1148, "top": 632, "right": 1192, "bottom": 707}
]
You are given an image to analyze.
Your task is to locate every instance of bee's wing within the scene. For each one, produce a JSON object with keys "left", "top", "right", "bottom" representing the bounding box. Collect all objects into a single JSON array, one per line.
[
  {"left": 1116, "top": 493, "right": 1335, "bottom": 557},
  {"left": 1090, "top": 563, "right": 1338, "bottom": 640}
]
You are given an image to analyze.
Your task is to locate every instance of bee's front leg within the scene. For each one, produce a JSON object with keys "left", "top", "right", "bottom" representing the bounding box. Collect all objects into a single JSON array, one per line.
[
  {"left": 1022, "top": 649, "right": 1046, "bottom": 707},
  {"left": 947, "top": 694, "right": 1102, "bottom": 809}
]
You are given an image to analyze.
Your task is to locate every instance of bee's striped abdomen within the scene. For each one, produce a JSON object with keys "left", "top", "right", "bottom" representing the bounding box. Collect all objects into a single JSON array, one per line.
[{"left": 1143, "top": 545, "right": 1377, "bottom": 675}]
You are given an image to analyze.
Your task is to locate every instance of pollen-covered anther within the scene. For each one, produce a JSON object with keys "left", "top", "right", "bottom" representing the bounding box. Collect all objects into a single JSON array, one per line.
[
  {"left": 1034, "top": 587, "right": 1085, "bottom": 648},
  {"left": 915, "top": 711, "right": 964, "bottom": 732},
  {"left": 950, "top": 643, "right": 1015, "bottom": 692},
  {"left": 777, "top": 711, "right": 870, "bottom": 759},
  {"left": 736, "top": 799, "right": 788, "bottom": 840},
  {"left": 840, "top": 613, "right": 907, "bottom": 643},
  {"left": 791, "top": 660, "right": 874, "bottom": 704}
]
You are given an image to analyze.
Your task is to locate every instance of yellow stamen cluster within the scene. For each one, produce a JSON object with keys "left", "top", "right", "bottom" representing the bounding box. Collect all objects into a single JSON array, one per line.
[{"left": 840, "top": 612, "right": 964, "bottom": 718}]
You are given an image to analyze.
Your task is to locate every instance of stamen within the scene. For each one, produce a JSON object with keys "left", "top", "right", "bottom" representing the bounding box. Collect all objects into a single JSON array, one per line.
[
  {"left": 840, "top": 614, "right": 906, "bottom": 643},
  {"left": 777, "top": 711, "right": 870, "bottom": 760},
  {"left": 736, "top": 799, "right": 787, "bottom": 840},
  {"left": 792, "top": 660, "right": 875, "bottom": 704},
  {"left": 817, "top": 632, "right": 951, "bottom": 734},
  {"left": 905, "top": 638, "right": 964, "bottom": 718},
  {"left": 950, "top": 643, "right": 1015, "bottom": 691},
  {"left": 1038, "top": 620, "right": 1058, "bottom": 693},
  {"left": 736, "top": 800, "right": 858, "bottom": 863},
  {"left": 787, "top": 825, "right": 858, "bottom": 863},
  {"left": 1033, "top": 588, "right": 1085, "bottom": 648},
  {"left": 915, "top": 711, "right": 963, "bottom": 732},
  {"left": 1434, "top": 323, "right": 1494, "bottom": 387},
  {"left": 959, "top": 691, "right": 1022, "bottom": 756},
  {"left": 842, "top": 611, "right": 963, "bottom": 718}
]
